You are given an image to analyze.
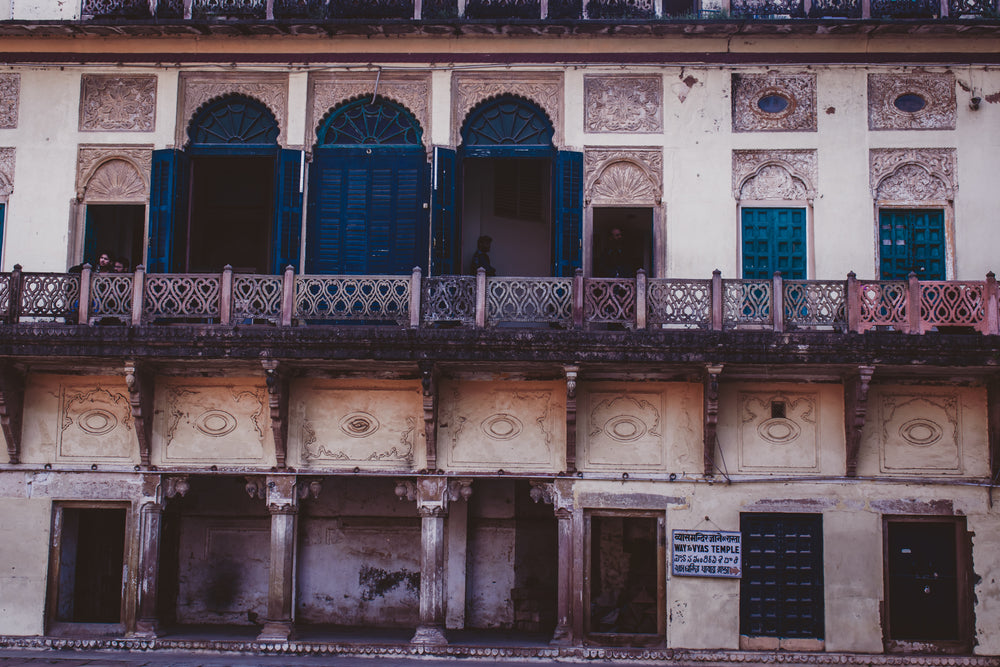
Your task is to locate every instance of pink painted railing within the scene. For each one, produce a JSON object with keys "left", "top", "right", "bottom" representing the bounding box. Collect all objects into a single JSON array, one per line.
[{"left": 2, "top": 264, "right": 998, "bottom": 335}]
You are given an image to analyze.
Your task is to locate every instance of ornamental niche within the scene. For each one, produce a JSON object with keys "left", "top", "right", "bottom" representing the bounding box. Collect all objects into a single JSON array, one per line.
[
  {"left": 868, "top": 73, "right": 956, "bottom": 131},
  {"left": 79, "top": 75, "right": 156, "bottom": 132},
  {"left": 584, "top": 76, "right": 663, "bottom": 134},
  {"left": 732, "top": 72, "right": 816, "bottom": 133},
  {"left": 732, "top": 149, "right": 817, "bottom": 201}
]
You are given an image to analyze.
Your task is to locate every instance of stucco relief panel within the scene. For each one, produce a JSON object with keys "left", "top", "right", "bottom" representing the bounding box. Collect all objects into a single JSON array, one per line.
[
  {"left": 56, "top": 384, "right": 134, "bottom": 461},
  {"left": 290, "top": 380, "right": 421, "bottom": 469},
  {"left": 870, "top": 148, "right": 956, "bottom": 201},
  {"left": 584, "top": 76, "right": 662, "bottom": 134},
  {"left": 157, "top": 380, "right": 268, "bottom": 464},
  {"left": 0, "top": 148, "right": 15, "bottom": 196},
  {"left": 439, "top": 381, "right": 562, "bottom": 471},
  {"left": 732, "top": 72, "right": 816, "bottom": 132},
  {"left": 585, "top": 148, "right": 663, "bottom": 205},
  {"left": 79, "top": 75, "right": 156, "bottom": 132},
  {"left": 868, "top": 73, "right": 956, "bottom": 131},
  {"left": 582, "top": 391, "right": 664, "bottom": 469},
  {"left": 177, "top": 73, "right": 289, "bottom": 147},
  {"left": 879, "top": 393, "right": 961, "bottom": 473},
  {"left": 733, "top": 149, "right": 817, "bottom": 201},
  {"left": 738, "top": 391, "right": 819, "bottom": 471},
  {"left": 77, "top": 145, "right": 153, "bottom": 202},
  {"left": 453, "top": 72, "right": 563, "bottom": 146},
  {"left": 0, "top": 73, "right": 19, "bottom": 129},
  {"left": 309, "top": 74, "right": 431, "bottom": 149}
]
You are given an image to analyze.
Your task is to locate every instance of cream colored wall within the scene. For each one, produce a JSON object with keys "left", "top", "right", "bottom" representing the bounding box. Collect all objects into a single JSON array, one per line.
[{"left": 0, "top": 494, "right": 51, "bottom": 635}]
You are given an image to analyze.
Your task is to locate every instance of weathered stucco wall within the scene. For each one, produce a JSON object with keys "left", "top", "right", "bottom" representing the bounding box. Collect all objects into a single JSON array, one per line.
[{"left": 0, "top": 496, "right": 51, "bottom": 635}]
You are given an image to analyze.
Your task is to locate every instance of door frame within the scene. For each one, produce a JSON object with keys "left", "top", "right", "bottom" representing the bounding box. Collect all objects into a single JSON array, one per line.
[
  {"left": 882, "top": 515, "right": 973, "bottom": 653},
  {"left": 873, "top": 202, "right": 953, "bottom": 280}
]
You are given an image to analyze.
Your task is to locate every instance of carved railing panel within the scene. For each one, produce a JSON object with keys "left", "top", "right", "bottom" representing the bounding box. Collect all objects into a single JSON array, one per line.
[
  {"left": 647, "top": 279, "right": 712, "bottom": 328},
  {"left": 919, "top": 281, "right": 986, "bottom": 333},
  {"left": 948, "top": 0, "right": 994, "bottom": 15},
  {"left": 584, "top": 278, "right": 636, "bottom": 325},
  {"left": 423, "top": 276, "right": 475, "bottom": 326},
  {"left": 90, "top": 274, "right": 133, "bottom": 323},
  {"left": 192, "top": 0, "right": 266, "bottom": 17},
  {"left": 143, "top": 274, "right": 221, "bottom": 323},
  {"left": 870, "top": 0, "right": 938, "bottom": 16},
  {"left": 233, "top": 275, "right": 283, "bottom": 324},
  {"left": 548, "top": 0, "right": 583, "bottom": 17},
  {"left": 783, "top": 280, "right": 846, "bottom": 330},
  {"left": 0, "top": 274, "right": 10, "bottom": 320},
  {"left": 585, "top": 0, "right": 654, "bottom": 18},
  {"left": 329, "top": 0, "right": 415, "bottom": 19},
  {"left": 487, "top": 277, "right": 572, "bottom": 325},
  {"left": 295, "top": 275, "right": 410, "bottom": 323},
  {"left": 723, "top": 279, "right": 772, "bottom": 327},
  {"left": 20, "top": 274, "right": 79, "bottom": 320},
  {"left": 83, "top": 0, "right": 152, "bottom": 17},
  {"left": 731, "top": 0, "right": 804, "bottom": 16},
  {"left": 155, "top": 0, "right": 185, "bottom": 17},
  {"left": 465, "top": 0, "right": 541, "bottom": 17},
  {"left": 274, "top": 0, "right": 328, "bottom": 17},
  {"left": 857, "top": 281, "right": 908, "bottom": 332}
]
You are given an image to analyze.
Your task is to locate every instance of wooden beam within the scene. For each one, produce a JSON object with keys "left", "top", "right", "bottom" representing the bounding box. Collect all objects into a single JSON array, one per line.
[
  {"left": 0, "top": 361, "right": 24, "bottom": 464},
  {"left": 564, "top": 365, "right": 579, "bottom": 473},
  {"left": 703, "top": 364, "right": 723, "bottom": 477},
  {"left": 420, "top": 361, "right": 439, "bottom": 472},
  {"left": 844, "top": 365, "right": 875, "bottom": 477},
  {"left": 125, "top": 361, "right": 154, "bottom": 468},
  {"left": 989, "top": 378, "right": 1000, "bottom": 483},
  {"left": 263, "top": 359, "right": 290, "bottom": 469}
]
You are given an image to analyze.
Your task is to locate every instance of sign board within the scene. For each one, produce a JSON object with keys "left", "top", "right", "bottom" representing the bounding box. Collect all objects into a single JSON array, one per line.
[{"left": 671, "top": 530, "right": 742, "bottom": 578}]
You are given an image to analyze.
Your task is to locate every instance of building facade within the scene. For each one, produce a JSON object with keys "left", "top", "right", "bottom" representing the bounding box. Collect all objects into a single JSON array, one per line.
[{"left": 1, "top": 0, "right": 1000, "bottom": 658}]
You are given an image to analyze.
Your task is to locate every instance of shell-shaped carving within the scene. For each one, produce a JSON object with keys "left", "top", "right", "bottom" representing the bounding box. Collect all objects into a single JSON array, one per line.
[
  {"left": 77, "top": 408, "right": 118, "bottom": 436},
  {"left": 339, "top": 411, "right": 380, "bottom": 438},
  {"left": 481, "top": 413, "right": 523, "bottom": 441},
  {"left": 604, "top": 415, "right": 649, "bottom": 442},
  {"left": 85, "top": 159, "right": 147, "bottom": 202},
  {"left": 194, "top": 410, "right": 238, "bottom": 437},
  {"left": 899, "top": 418, "right": 943, "bottom": 447},
  {"left": 757, "top": 418, "right": 801, "bottom": 444},
  {"left": 591, "top": 162, "right": 659, "bottom": 204}
]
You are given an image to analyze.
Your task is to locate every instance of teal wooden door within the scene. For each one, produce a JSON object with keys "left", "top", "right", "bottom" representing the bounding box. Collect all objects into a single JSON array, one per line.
[
  {"left": 879, "top": 209, "right": 945, "bottom": 280},
  {"left": 741, "top": 208, "right": 806, "bottom": 279}
]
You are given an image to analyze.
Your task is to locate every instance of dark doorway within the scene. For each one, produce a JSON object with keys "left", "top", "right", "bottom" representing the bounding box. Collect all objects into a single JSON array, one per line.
[
  {"left": 53, "top": 507, "right": 127, "bottom": 624},
  {"left": 84, "top": 205, "right": 145, "bottom": 271},
  {"left": 187, "top": 156, "right": 273, "bottom": 273},
  {"left": 592, "top": 207, "right": 653, "bottom": 278},
  {"left": 885, "top": 518, "right": 970, "bottom": 649},
  {"left": 587, "top": 513, "right": 663, "bottom": 643}
]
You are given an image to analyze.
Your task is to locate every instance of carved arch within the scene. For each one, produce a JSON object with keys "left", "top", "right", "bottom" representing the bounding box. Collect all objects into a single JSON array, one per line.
[
  {"left": 870, "top": 149, "right": 957, "bottom": 202},
  {"left": 315, "top": 95, "right": 423, "bottom": 147},
  {"left": 82, "top": 158, "right": 148, "bottom": 203},
  {"left": 460, "top": 94, "right": 554, "bottom": 148},
  {"left": 452, "top": 71, "right": 563, "bottom": 147},
  {"left": 733, "top": 150, "right": 817, "bottom": 202},
  {"left": 186, "top": 93, "right": 280, "bottom": 147},
  {"left": 585, "top": 150, "right": 662, "bottom": 205}
]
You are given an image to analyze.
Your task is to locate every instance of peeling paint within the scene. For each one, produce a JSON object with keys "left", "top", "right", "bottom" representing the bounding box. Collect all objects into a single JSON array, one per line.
[{"left": 358, "top": 565, "right": 419, "bottom": 601}]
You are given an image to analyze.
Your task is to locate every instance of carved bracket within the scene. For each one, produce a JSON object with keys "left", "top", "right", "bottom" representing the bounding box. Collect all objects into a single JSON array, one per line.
[
  {"left": 0, "top": 362, "right": 25, "bottom": 464},
  {"left": 564, "top": 365, "right": 579, "bottom": 473},
  {"left": 245, "top": 476, "right": 267, "bottom": 500},
  {"left": 297, "top": 477, "right": 323, "bottom": 500},
  {"left": 530, "top": 479, "right": 574, "bottom": 516},
  {"left": 420, "top": 361, "right": 439, "bottom": 472},
  {"left": 266, "top": 475, "right": 298, "bottom": 514},
  {"left": 844, "top": 366, "right": 875, "bottom": 477},
  {"left": 395, "top": 479, "right": 418, "bottom": 502},
  {"left": 703, "top": 365, "right": 724, "bottom": 477},
  {"left": 163, "top": 475, "right": 190, "bottom": 499},
  {"left": 447, "top": 478, "right": 473, "bottom": 503},
  {"left": 263, "top": 359, "right": 290, "bottom": 469},
  {"left": 125, "top": 361, "right": 155, "bottom": 468}
]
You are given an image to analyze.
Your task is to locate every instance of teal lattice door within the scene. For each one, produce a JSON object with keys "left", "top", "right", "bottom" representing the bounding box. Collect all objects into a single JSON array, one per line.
[
  {"left": 741, "top": 208, "right": 806, "bottom": 279},
  {"left": 878, "top": 209, "right": 945, "bottom": 280}
]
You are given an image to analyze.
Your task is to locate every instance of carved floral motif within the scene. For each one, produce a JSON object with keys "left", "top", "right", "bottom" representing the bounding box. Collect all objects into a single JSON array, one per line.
[
  {"left": 584, "top": 76, "right": 662, "bottom": 134},
  {"left": 178, "top": 74, "right": 288, "bottom": 147},
  {"left": 310, "top": 74, "right": 431, "bottom": 149},
  {"left": 0, "top": 148, "right": 15, "bottom": 196},
  {"left": 585, "top": 148, "right": 663, "bottom": 205},
  {"left": 80, "top": 75, "right": 156, "bottom": 132},
  {"left": 870, "top": 148, "right": 956, "bottom": 201},
  {"left": 0, "top": 74, "right": 19, "bottom": 129},
  {"left": 868, "top": 73, "right": 956, "bottom": 131},
  {"left": 76, "top": 145, "right": 152, "bottom": 201},
  {"left": 733, "top": 149, "right": 817, "bottom": 200},
  {"left": 732, "top": 72, "right": 816, "bottom": 132},
  {"left": 453, "top": 72, "right": 562, "bottom": 146}
]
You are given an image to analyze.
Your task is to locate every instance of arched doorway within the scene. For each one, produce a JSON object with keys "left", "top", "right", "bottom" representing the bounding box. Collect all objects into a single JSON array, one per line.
[
  {"left": 306, "top": 96, "right": 428, "bottom": 275},
  {"left": 148, "top": 94, "right": 303, "bottom": 274},
  {"left": 433, "top": 95, "right": 581, "bottom": 277}
]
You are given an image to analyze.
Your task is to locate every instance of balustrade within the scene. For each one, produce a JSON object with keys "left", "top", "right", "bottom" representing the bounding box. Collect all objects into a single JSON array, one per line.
[
  {"left": 82, "top": 0, "right": 151, "bottom": 18},
  {"left": 1, "top": 265, "right": 997, "bottom": 336}
]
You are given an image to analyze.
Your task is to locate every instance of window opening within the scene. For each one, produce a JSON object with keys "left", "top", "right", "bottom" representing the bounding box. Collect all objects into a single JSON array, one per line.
[
  {"left": 53, "top": 507, "right": 127, "bottom": 624},
  {"left": 770, "top": 401, "right": 786, "bottom": 419},
  {"left": 589, "top": 515, "right": 661, "bottom": 638}
]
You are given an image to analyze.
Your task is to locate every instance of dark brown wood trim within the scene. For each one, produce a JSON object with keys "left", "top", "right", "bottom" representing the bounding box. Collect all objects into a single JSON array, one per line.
[
  {"left": 420, "top": 361, "right": 439, "bottom": 473},
  {"left": 262, "top": 360, "right": 290, "bottom": 469},
  {"left": 565, "top": 365, "right": 578, "bottom": 474},
  {"left": 703, "top": 364, "right": 723, "bottom": 477},
  {"left": 988, "top": 377, "right": 1000, "bottom": 483},
  {"left": 843, "top": 365, "right": 874, "bottom": 478},
  {"left": 124, "top": 362, "right": 154, "bottom": 469},
  {"left": 0, "top": 360, "right": 25, "bottom": 465}
]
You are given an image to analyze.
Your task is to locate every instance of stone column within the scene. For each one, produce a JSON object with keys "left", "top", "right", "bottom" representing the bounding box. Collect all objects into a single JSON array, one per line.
[
  {"left": 410, "top": 477, "right": 450, "bottom": 645},
  {"left": 530, "top": 478, "right": 575, "bottom": 645},
  {"left": 258, "top": 476, "right": 298, "bottom": 642}
]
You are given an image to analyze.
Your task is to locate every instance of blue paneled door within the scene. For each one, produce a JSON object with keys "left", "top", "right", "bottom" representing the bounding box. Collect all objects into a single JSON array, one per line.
[
  {"left": 307, "top": 146, "right": 428, "bottom": 275},
  {"left": 741, "top": 207, "right": 806, "bottom": 279},
  {"left": 878, "top": 209, "right": 945, "bottom": 280}
]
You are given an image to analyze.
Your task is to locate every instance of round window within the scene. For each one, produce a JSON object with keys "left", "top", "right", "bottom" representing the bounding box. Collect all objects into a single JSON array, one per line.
[
  {"left": 893, "top": 93, "right": 927, "bottom": 113},
  {"left": 757, "top": 94, "right": 791, "bottom": 114}
]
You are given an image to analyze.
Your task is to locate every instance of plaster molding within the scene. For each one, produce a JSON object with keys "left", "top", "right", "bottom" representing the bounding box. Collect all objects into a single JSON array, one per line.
[
  {"left": 0, "top": 73, "right": 19, "bottom": 129},
  {"left": 77, "top": 145, "right": 153, "bottom": 201},
  {"left": 870, "top": 148, "right": 956, "bottom": 201},
  {"left": 732, "top": 72, "right": 816, "bottom": 133},
  {"left": 0, "top": 148, "right": 15, "bottom": 196},
  {"left": 80, "top": 75, "right": 156, "bottom": 133},
  {"left": 585, "top": 147, "right": 663, "bottom": 205},
  {"left": 733, "top": 149, "right": 817, "bottom": 201},
  {"left": 879, "top": 391, "right": 962, "bottom": 474},
  {"left": 453, "top": 71, "right": 563, "bottom": 147},
  {"left": 868, "top": 73, "right": 956, "bottom": 131},
  {"left": 309, "top": 73, "right": 431, "bottom": 151},
  {"left": 177, "top": 72, "right": 289, "bottom": 147},
  {"left": 584, "top": 75, "right": 663, "bottom": 134}
]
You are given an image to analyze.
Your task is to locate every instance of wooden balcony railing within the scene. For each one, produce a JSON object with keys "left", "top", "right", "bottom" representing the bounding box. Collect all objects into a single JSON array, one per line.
[{"left": 3, "top": 264, "right": 999, "bottom": 335}]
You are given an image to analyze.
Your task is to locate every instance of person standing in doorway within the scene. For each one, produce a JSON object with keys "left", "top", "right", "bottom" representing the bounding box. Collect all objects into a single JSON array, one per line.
[
  {"left": 471, "top": 235, "right": 497, "bottom": 276},
  {"left": 597, "top": 227, "right": 638, "bottom": 278}
]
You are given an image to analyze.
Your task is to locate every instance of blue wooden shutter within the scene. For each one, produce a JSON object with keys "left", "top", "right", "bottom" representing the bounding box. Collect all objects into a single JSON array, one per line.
[
  {"left": 741, "top": 208, "right": 806, "bottom": 279},
  {"left": 272, "top": 149, "right": 303, "bottom": 274},
  {"left": 431, "top": 147, "right": 458, "bottom": 275},
  {"left": 553, "top": 150, "right": 583, "bottom": 277},
  {"left": 147, "top": 149, "right": 188, "bottom": 273},
  {"left": 879, "top": 209, "right": 944, "bottom": 280}
]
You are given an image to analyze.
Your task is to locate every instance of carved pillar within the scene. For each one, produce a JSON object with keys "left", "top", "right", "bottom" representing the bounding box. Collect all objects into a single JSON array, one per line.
[
  {"left": 410, "top": 477, "right": 450, "bottom": 645},
  {"left": 844, "top": 366, "right": 875, "bottom": 477},
  {"left": 420, "top": 362, "right": 439, "bottom": 472},
  {"left": 258, "top": 476, "right": 298, "bottom": 642},
  {"left": 263, "top": 360, "right": 289, "bottom": 469},
  {"left": 125, "top": 361, "right": 154, "bottom": 468},
  {"left": 0, "top": 361, "right": 25, "bottom": 464},
  {"left": 564, "top": 366, "right": 579, "bottom": 473},
  {"left": 134, "top": 474, "right": 188, "bottom": 638},
  {"left": 703, "top": 365, "right": 723, "bottom": 477},
  {"left": 530, "top": 478, "right": 575, "bottom": 645}
]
